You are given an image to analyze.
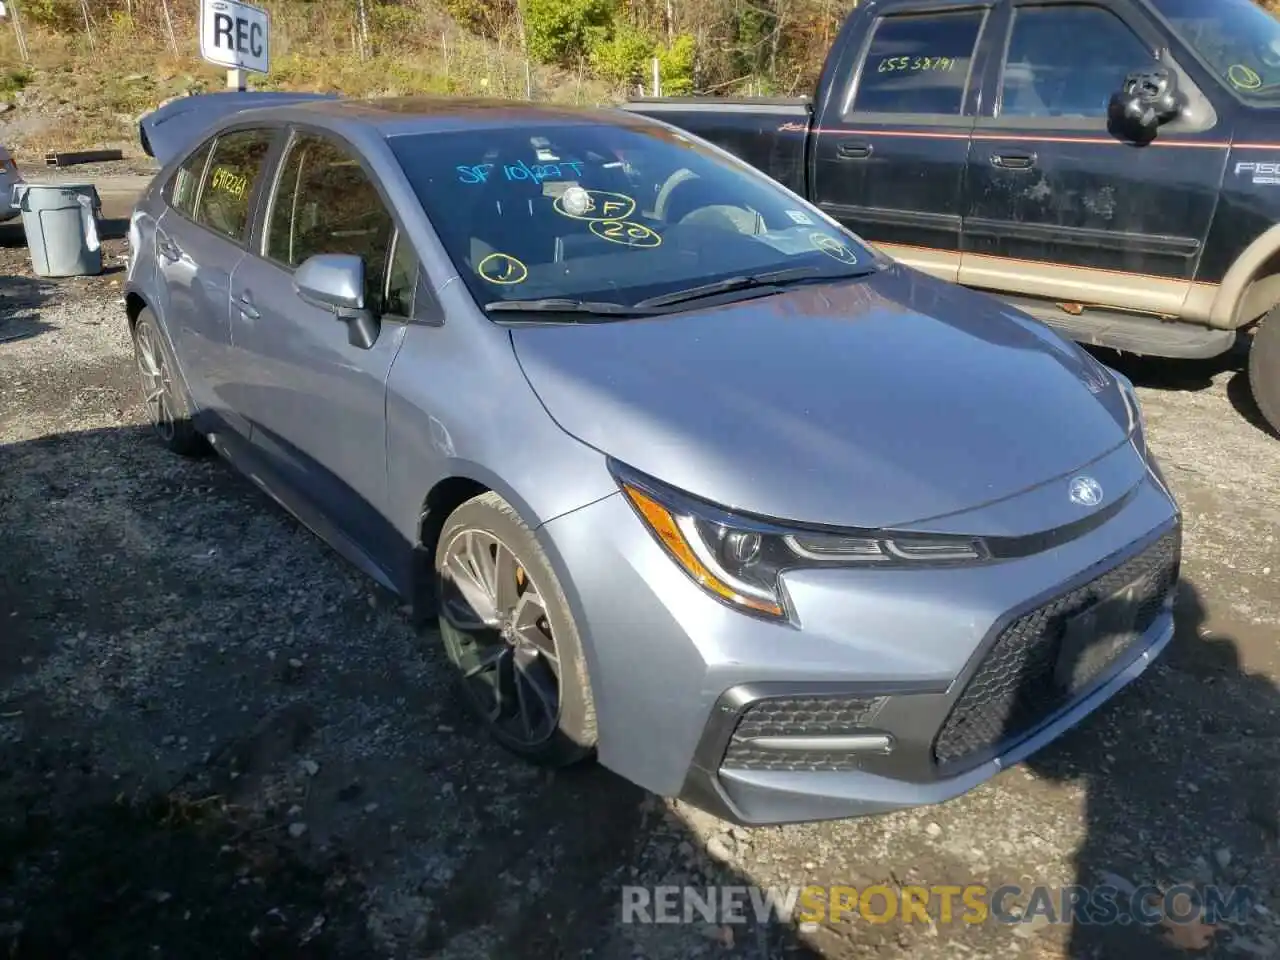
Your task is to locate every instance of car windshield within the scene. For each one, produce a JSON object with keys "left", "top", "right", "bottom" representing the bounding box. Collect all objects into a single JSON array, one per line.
[
  {"left": 387, "top": 121, "right": 878, "bottom": 314},
  {"left": 1151, "top": 0, "right": 1280, "bottom": 98}
]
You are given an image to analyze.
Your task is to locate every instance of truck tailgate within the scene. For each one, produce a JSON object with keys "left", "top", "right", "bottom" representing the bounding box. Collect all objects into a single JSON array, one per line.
[{"left": 621, "top": 96, "right": 812, "bottom": 197}]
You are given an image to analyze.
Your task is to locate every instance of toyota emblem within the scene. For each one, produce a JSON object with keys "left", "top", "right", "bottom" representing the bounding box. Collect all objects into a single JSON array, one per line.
[{"left": 1069, "top": 475, "right": 1104, "bottom": 507}]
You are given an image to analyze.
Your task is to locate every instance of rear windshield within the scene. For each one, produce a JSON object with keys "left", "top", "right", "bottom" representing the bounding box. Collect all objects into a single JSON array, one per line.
[
  {"left": 1152, "top": 0, "right": 1280, "bottom": 98},
  {"left": 387, "top": 121, "right": 877, "bottom": 310}
]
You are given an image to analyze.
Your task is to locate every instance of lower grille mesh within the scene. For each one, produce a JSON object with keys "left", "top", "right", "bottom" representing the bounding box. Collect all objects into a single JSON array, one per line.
[
  {"left": 722, "top": 696, "right": 883, "bottom": 772},
  {"left": 933, "top": 529, "right": 1180, "bottom": 768}
]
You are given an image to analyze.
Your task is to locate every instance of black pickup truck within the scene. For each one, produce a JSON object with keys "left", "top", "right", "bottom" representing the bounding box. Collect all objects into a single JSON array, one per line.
[{"left": 624, "top": 0, "right": 1280, "bottom": 434}]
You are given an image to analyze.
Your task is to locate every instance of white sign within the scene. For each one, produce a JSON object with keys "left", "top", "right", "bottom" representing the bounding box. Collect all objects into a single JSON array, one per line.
[{"left": 199, "top": 0, "right": 270, "bottom": 75}]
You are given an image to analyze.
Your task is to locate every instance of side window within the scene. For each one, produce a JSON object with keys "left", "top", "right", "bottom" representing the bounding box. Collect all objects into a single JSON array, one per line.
[
  {"left": 852, "top": 11, "right": 986, "bottom": 115},
  {"left": 169, "top": 138, "right": 214, "bottom": 217},
  {"left": 193, "top": 129, "right": 275, "bottom": 242},
  {"left": 999, "top": 5, "right": 1153, "bottom": 118},
  {"left": 266, "top": 134, "right": 397, "bottom": 314}
]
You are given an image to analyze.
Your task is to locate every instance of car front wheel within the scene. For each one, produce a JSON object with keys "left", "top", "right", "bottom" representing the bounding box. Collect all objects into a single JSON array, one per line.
[{"left": 434, "top": 491, "right": 598, "bottom": 767}]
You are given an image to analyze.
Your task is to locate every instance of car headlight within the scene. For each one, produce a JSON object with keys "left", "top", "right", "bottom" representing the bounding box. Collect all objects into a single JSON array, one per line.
[{"left": 610, "top": 460, "right": 990, "bottom": 621}]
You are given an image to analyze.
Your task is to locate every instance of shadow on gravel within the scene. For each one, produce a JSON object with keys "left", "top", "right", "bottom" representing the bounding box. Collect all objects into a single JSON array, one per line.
[
  {"left": 0, "top": 274, "right": 55, "bottom": 345},
  {"left": 1024, "top": 575, "right": 1280, "bottom": 957},
  {"left": 1225, "top": 371, "right": 1280, "bottom": 440},
  {"left": 1087, "top": 337, "right": 1280, "bottom": 438},
  {"left": 0, "top": 423, "right": 823, "bottom": 960},
  {"left": 1084, "top": 340, "right": 1248, "bottom": 395}
]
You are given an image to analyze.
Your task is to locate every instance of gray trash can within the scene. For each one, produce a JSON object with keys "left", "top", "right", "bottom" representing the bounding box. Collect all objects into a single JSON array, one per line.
[{"left": 11, "top": 182, "right": 104, "bottom": 278}]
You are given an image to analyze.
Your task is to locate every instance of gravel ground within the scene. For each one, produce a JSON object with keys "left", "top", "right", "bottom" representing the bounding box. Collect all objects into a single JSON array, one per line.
[{"left": 1, "top": 233, "right": 1278, "bottom": 960}]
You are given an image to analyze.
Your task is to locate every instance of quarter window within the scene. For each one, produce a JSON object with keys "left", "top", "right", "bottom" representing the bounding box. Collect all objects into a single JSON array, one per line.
[
  {"left": 999, "top": 5, "right": 1154, "bottom": 118},
  {"left": 384, "top": 233, "right": 418, "bottom": 318},
  {"left": 853, "top": 10, "right": 985, "bottom": 115},
  {"left": 169, "top": 138, "right": 214, "bottom": 217},
  {"left": 193, "top": 129, "right": 274, "bottom": 242},
  {"left": 266, "top": 134, "right": 400, "bottom": 314}
]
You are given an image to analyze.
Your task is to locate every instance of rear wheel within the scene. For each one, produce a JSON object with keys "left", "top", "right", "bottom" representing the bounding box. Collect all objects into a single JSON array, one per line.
[
  {"left": 434, "top": 491, "right": 597, "bottom": 767},
  {"left": 132, "top": 308, "right": 207, "bottom": 457},
  {"left": 1249, "top": 307, "right": 1280, "bottom": 436}
]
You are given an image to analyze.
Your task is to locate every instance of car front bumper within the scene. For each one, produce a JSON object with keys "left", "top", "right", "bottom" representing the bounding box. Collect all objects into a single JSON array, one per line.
[{"left": 538, "top": 456, "right": 1180, "bottom": 826}]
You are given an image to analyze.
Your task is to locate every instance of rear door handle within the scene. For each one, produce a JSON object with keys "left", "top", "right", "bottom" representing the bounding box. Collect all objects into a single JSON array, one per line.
[
  {"left": 990, "top": 152, "right": 1037, "bottom": 170},
  {"left": 236, "top": 294, "right": 260, "bottom": 320},
  {"left": 836, "top": 141, "right": 873, "bottom": 160},
  {"left": 156, "top": 232, "right": 183, "bottom": 262}
]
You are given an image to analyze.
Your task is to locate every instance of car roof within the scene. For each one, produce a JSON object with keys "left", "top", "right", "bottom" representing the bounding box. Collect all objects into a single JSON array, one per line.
[{"left": 233, "top": 96, "right": 653, "bottom": 138}]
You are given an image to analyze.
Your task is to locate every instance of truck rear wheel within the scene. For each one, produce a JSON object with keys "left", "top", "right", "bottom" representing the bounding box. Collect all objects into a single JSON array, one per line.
[{"left": 1250, "top": 308, "right": 1280, "bottom": 437}]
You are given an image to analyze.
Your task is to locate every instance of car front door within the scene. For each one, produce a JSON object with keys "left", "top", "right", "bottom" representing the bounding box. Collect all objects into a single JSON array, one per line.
[
  {"left": 155, "top": 126, "right": 277, "bottom": 441},
  {"left": 227, "top": 129, "right": 419, "bottom": 579},
  {"left": 961, "top": 0, "right": 1227, "bottom": 318},
  {"left": 809, "top": 1, "right": 997, "bottom": 282}
]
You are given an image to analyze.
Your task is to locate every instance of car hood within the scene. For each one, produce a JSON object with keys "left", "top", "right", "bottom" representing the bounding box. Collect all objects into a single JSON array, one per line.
[{"left": 510, "top": 265, "right": 1138, "bottom": 531}]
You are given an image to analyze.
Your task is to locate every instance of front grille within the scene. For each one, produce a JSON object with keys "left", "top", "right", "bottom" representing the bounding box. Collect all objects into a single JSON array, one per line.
[
  {"left": 722, "top": 695, "right": 884, "bottom": 772},
  {"left": 933, "top": 529, "right": 1180, "bottom": 769}
]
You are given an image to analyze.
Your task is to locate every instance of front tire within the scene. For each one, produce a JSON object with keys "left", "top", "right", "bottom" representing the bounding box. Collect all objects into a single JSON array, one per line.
[
  {"left": 1250, "top": 308, "right": 1280, "bottom": 436},
  {"left": 434, "top": 491, "right": 598, "bottom": 767},
  {"left": 131, "top": 308, "right": 207, "bottom": 457}
]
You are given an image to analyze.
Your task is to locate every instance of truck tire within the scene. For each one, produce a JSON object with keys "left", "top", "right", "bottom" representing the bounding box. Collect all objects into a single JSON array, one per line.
[{"left": 1250, "top": 308, "right": 1280, "bottom": 436}]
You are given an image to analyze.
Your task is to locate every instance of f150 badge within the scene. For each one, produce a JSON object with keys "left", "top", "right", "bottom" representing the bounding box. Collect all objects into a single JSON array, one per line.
[{"left": 1235, "top": 161, "right": 1280, "bottom": 186}]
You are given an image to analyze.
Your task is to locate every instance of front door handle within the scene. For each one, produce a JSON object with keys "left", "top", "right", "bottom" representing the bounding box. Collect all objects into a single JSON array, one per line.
[
  {"left": 990, "top": 152, "right": 1037, "bottom": 170},
  {"left": 836, "top": 141, "right": 873, "bottom": 160},
  {"left": 236, "top": 295, "right": 260, "bottom": 320}
]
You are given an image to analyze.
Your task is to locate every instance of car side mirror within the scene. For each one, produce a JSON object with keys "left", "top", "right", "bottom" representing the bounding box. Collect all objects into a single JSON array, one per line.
[
  {"left": 1107, "top": 64, "right": 1184, "bottom": 144},
  {"left": 293, "top": 253, "right": 380, "bottom": 350}
]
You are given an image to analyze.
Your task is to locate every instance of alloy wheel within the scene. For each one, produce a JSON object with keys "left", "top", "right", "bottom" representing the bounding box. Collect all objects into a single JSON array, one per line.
[
  {"left": 134, "top": 322, "right": 175, "bottom": 443},
  {"left": 438, "top": 528, "right": 562, "bottom": 746}
]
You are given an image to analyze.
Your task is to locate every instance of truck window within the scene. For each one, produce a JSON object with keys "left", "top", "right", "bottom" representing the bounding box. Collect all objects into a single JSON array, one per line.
[
  {"left": 999, "top": 5, "right": 1154, "bottom": 118},
  {"left": 851, "top": 10, "right": 985, "bottom": 115}
]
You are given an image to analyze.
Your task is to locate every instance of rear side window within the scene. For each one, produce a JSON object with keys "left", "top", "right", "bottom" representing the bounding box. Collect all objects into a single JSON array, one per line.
[
  {"left": 852, "top": 10, "right": 986, "bottom": 115},
  {"left": 266, "top": 134, "right": 398, "bottom": 313},
  {"left": 999, "top": 5, "right": 1153, "bottom": 118},
  {"left": 169, "top": 138, "right": 214, "bottom": 217},
  {"left": 193, "top": 129, "right": 275, "bottom": 242}
]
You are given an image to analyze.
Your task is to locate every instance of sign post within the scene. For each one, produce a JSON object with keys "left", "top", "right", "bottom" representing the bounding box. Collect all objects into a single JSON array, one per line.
[{"left": 199, "top": 0, "right": 270, "bottom": 91}]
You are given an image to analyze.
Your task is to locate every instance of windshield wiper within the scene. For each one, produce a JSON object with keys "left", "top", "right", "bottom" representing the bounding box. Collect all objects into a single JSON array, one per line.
[
  {"left": 484, "top": 298, "right": 659, "bottom": 318},
  {"left": 634, "top": 264, "right": 873, "bottom": 309}
]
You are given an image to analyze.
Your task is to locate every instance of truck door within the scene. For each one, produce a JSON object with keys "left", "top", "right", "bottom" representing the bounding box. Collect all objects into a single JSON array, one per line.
[
  {"left": 809, "top": 1, "right": 998, "bottom": 282},
  {"left": 961, "top": 0, "right": 1227, "bottom": 321}
]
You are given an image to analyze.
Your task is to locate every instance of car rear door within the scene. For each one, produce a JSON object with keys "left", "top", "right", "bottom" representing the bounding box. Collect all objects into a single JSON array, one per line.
[
  {"left": 809, "top": 0, "right": 999, "bottom": 282},
  {"left": 960, "top": 0, "right": 1227, "bottom": 319},
  {"left": 227, "top": 128, "right": 420, "bottom": 578},
  {"left": 154, "top": 126, "right": 278, "bottom": 441}
]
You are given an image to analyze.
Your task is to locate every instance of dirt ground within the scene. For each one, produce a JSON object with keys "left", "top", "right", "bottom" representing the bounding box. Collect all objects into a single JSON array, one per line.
[{"left": 1, "top": 219, "right": 1278, "bottom": 960}]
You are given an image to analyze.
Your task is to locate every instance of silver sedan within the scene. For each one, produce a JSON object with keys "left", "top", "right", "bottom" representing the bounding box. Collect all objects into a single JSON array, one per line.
[{"left": 123, "top": 97, "right": 1181, "bottom": 825}]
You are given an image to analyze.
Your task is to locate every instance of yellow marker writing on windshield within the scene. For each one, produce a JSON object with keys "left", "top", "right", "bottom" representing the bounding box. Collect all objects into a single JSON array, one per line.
[
  {"left": 1229, "top": 63, "right": 1262, "bottom": 90},
  {"left": 809, "top": 232, "right": 858, "bottom": 265},
  {"left": 590, "top": 220, "right": 662, "bottom": 248},
  {"left": 477, "top": 252, "right": 529, "bottom": 285},
  {"left": 553, "top": 189, "right": 637, "bottom": 222}
]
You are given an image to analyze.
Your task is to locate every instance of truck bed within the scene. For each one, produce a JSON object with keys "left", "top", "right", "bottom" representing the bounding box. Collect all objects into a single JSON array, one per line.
[{"left": 621, "top": 96, "right": 812, "bottom": 197}]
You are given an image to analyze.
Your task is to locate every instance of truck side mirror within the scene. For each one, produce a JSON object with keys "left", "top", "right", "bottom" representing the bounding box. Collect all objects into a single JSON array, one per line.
[{"left": 1108, "top": 65, "right": 1184, "bottom": 144}]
